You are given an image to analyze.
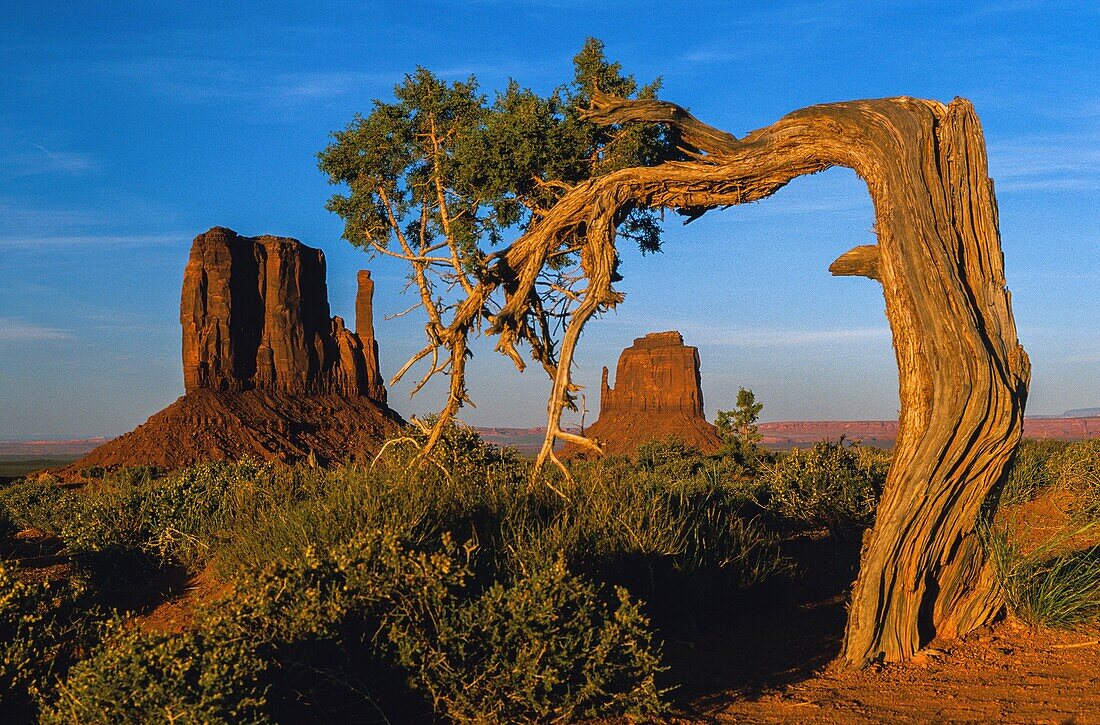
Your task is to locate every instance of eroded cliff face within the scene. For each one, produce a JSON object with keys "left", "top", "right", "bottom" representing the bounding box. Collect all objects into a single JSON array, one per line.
[
  {"left": 564, "top": 331, "right": 721, "bottom": 458},
  {"left": 600, "top": 331, "right": 706, "bottom": 417},
  {"left": 67, "top": 227, "right": 401, "bottom": 473},
  {"left": 180, "top": 227, "right": 385, "bottom": 401}
]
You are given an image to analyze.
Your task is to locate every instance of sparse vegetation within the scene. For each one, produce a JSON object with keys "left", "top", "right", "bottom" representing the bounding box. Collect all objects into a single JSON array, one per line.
[
  {"left": 0, "top": 423, "right": 794, "bottom": 722},
  {"left": 984, "top": 522, "right": 1100, "bottom": 629},
  {"left": 6, "top": 423, "right": 1100, "bottom": 721},
  {"left": 983, "top": 438, "right": 1100, "bottom": 629},
  {"left": 762, "top": 440, "right": 890, "bottom": 540}
]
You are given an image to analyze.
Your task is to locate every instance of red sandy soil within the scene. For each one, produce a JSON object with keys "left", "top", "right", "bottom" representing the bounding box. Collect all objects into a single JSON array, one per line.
[
  {"left": 62, "top": 387, "right": 403, "bottom": 472},
  {"left": 704, "top": 620, "right": 1100, "bottom": 723},
  {"left": 134, "top": 566, "right": 229, "bottom": 635},
  {"left": 680, "top": 488, "right": 1100, "bottom": 723}
]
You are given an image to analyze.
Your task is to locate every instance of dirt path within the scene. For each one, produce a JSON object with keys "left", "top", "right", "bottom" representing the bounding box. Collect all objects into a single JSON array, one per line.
[{"left": 704, "top": 619, "right": 1100, "bottom": 723}]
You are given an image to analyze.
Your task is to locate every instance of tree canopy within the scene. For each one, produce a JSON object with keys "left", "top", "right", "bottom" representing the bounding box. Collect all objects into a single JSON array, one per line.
[
  {"left": 319, "top": 40, "right": 680, "bottom": 446},
  {"left": 320, "top": 46, "right": 1031, "bottom": 667}
]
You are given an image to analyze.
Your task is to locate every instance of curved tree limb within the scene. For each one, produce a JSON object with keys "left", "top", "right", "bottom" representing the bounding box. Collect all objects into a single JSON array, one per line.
[{"left": 405, "top": 92, "right": 1029, "bottom": 669}]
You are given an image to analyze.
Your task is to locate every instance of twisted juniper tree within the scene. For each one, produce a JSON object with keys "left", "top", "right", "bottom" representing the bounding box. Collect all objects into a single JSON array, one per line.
[
  {"left": 318, "top": 39, "right": 675, "bottom": 453},
  {"left": 321, "top": 42, "right": 1030, "bottom": 666}
]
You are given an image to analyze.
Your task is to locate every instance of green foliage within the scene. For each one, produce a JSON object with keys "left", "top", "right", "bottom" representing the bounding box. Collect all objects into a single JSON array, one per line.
[
  {"left": 508, "top": 463, "right": 790, "bottom": 592},
  {"left": 716, "top": 388, "right": 766, "bottom": 465},
  {"left": 45, "top": 530, "right": 469, "bottom": 723},
  {"left": 763, "top": 441, "right": 889, "bottom": 538},
  {"left": 635, "top": 436, "right": 705, "bottom": 478},
  {"left": 984, "top": 521, "right": 1100, "bottom": 628},
  {"left": 59, "top": 528, "right": 661, "bottom": 723},
  {"left": 44, "top": 621, "right": 268, "bottom": 725},
  {"left": 0, "top": 477, "right": 68, "bottom": 533},
  {"left": 2, "top": 426, "right": 803, "bottom": 722},
  {"left": 0, "top": 561, "right": 96, "bottom": 716},
  {"left": 996, "top": 439, "right": 1100, "bottom": 517},
  {"left": 393, "top": 560, "right": 664, "bottom": 723},
  {"left": 203, "top": 529, "right": 472, "bottom": 645},
  {"left": 173, "top": 424, "right": 789, "bottom": 598},
  {"left": 318, "top": 37, "right": 672, "bottom": 260}
]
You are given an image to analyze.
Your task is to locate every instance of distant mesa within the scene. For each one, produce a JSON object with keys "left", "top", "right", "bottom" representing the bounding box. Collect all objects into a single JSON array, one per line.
[
  {"left": 67, "top": 227, "right": 403, "bottom": 472},
  {"left": 1064, "top": 407, "right": 1100, "bottom": 418},
  {"left": 757, "top": 416, "right": 1100, "bottom": 449},
  {"left": 562, "top": 331, "right": 721, "bottom": 458}
]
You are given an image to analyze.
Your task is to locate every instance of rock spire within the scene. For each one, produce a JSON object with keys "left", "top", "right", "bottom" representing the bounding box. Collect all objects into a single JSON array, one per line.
[{"left": 564, "top": 331, "right": 721, "bottom": 457}]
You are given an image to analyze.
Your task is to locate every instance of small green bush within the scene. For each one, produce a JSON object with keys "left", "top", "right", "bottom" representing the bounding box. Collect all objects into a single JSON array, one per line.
[
  {"left": 391, "top": 560, "right": 664, "bottom": 724},
  {"left": 763, "top": 441, "right": 888, "bottom": 538},
  {"left": 44, "top": 621, "right": 268, "bottom": 725},
  {"left": 635, "top": 437, "right": 704, "bottom": 479},
  {"left": 0, "top": 561, "right": 96, "bottom": 716},
  {"left": 201, "top": 529, "right": 472, "bottom": 645},
  {"left": 984, "top": 522, "right": 1100, "bottom": 628},
  {"left": 0, "top": 478, "right": 68, "bottom": 533},
  {"left": 208, "top": 530, "right": 664, "bottom": 723}
]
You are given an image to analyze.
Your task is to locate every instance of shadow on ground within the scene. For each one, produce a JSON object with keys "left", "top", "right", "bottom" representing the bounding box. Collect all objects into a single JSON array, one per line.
[{"left": 646, "top": 533, "right": 863, "bottom": 717}]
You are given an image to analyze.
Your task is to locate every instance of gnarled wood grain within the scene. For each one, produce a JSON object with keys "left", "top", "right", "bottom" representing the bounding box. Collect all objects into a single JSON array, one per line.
[{"left": 413, "top": 92, "right": 1030, "bottom": 666}]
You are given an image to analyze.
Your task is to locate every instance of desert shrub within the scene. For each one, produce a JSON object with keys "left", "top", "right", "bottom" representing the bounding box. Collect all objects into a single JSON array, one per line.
[
  {"left": 1, "top": 477, "right": 160, "bottom": 579},
  {"left": 201, "top": 430, "right": 789, "bottom": 605},
  {"left": 0, "top": 477, "right": 160, "bottom": 587},
  {"left": 45, "top": 529, "right": 465, "bottom": 723},
  {"left": 392, "top": 559, "right": 664, "bottom": 723},
  {"left": 202, "top": 528, "right": 662, "bottom": 722},
  {"left": 135, "top": 458, "right": 290, "bottom": 568},
  {"left": 0, "top": 478, "right": 68, "bottom": 533},
  {"left": 44, "top": 621, "right": 268, "bottom": 725},
  {"left": 984, "top": 521, "right": 1100, "bottom": 628},
  {"left": 0, "top": 561, "right": 97, "bottom": 717},
  {"left": 1, "top": 460, "right": 300, "bottom": 580},
  {"left": 203, "top": 529, "right": 472, "bottom": 645},
  {"left": 506, "top": 467, "right": 790, "bottom": 597},
  {"left": 1048, "top": 439, "right": 1100, "bottom": 518},
  {"left": 763, "top": 440, "right": 888, "bottom": 538},
  {"left": 635, "top": 437, "right": 705, "bottom": 478},
  {"left": 999, "top": 439, "right": 1070, "bottom": 507},
  {"left": 388, "top": 417, "right": 524, "bottom": 481}
]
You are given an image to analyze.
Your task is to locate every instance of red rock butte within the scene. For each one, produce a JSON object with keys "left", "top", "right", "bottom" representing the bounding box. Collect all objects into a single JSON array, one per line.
[
  {"left": 563, "top": 331, "right": 721, "bottom": 458},
  {"left": 67, "top": 228, "right": 403, "bottom": 472}
]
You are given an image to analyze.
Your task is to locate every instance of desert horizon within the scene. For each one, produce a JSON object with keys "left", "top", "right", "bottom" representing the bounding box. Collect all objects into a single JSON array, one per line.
[{"left": 2, "top": 3, "right": 1098, "bottom": 723}]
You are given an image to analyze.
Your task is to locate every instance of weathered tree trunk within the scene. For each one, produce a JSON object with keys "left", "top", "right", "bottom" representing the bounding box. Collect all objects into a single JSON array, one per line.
[
  {"left": 821, "top": 99, "right": 1031, "bottom": 665},
  {"left": 416, "top": 93, "right": 1030, "bottom": 666}
]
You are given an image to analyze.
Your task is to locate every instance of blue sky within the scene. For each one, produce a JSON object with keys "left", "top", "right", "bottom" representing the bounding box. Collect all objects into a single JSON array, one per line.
[{"left": 1, "top": 1, "right": 1098, "bottom": 438}]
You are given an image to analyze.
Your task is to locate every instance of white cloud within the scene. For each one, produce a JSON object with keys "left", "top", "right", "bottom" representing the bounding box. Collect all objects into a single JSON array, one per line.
[
  {"left": 0, "top": 232, "right": 185, "bottom": 249},
  {"left": 1, "top": 145, "right": 96, "bottom": 177},
  {"left": 648, "top": 321, "right": 891, "bottom": 348},
  {"left": 0, "top": 317, "right": 71, "bottom": 341},
  {"left": 988, "top": 132, "right": 1100, "bottom": 193}
]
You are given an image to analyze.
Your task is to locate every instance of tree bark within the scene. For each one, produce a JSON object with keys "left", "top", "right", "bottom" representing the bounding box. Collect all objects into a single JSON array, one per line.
[
  {"left": 417, "top": 92, "right": 1030, "bottom": 666},
  {"left": 514, "top": 95, "right": 1030, "bottom": 665}
]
